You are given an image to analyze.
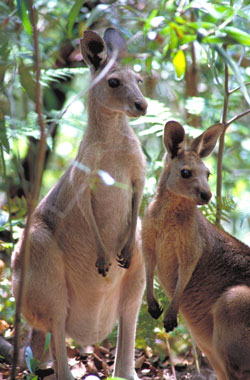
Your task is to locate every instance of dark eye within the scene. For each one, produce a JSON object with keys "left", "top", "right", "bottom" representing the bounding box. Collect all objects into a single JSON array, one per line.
[
  {"left": 207, "top": 171, "right": 211, "bottom": 179},
  {"left": 108, "top": 78, "right": 120, "bottom": 88},
  {"left": 181, "top": 169, "right": 192, "bottom": 179}
]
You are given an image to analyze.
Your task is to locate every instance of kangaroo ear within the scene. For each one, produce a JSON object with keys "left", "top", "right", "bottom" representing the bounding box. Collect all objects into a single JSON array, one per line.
[
  {"left": 80, "top": 30, "right": 107, "bottom": 71},
  {"left": 191, "top": 123, "right": 223, "bottom": 158},
  {"left": 103, "top": 28, "right": 127, "bottom": 61},
  {"left": 164, "top": 120, "right": 185, "bottom": 159}
]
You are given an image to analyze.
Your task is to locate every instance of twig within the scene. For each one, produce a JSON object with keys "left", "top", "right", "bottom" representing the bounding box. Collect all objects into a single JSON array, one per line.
[
  {"left": 215, "top": 44, "right": 250, "bottom": 225},
  {"left": 190, "top": 334, "right": 200, "bottom": 374},
  {"left": 166, "top": 334, "right": 177, "bottom": 380},
  {"left": 0, "top": 145, "right": 14, "bottom": 247},
  {"left": 11, "top": 1, "right": 47, "bottom": 378},
  {"left": 216, "top": 57, "right": 229, "bottom": 226},
  {"left": 225, "top": 108, "right": 250, "bottom": 128},
  {"left": 229, "top": 81, "right": 250, "bottom": 95}
]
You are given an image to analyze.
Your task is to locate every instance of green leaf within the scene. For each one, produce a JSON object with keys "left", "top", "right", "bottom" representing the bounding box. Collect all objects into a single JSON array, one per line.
[
  {"left": 40, "top": 67, "right": 88, "bottom": 87},
  {"left": 42, "top": 332, "right": 51, "bottom": 356},
  {"left": 202, "top": 35, "right": 235, "bottom": 44},
  {"left": 221, "top": 26, "right": 250, "bottom": 46},
  {"left": 214, "top": 45, "right": 250, "bottom": 106},
  {"left": 19, "top": 62, "right": 36, "bottom": 101},
  {"left": 0, "top": 112, "right": 9, "bottom": 153},
  {"left": 67, "top": 0, "right": 83, "bottom": 38},
  {"left": 143, "top": 9, "right": 158, "bottom": 32},
  {"left": 169, "top": 25, "right": 179, "bottom": 49},
  {"left": 16, "top": 0, "right": 32, "bottom": 35},
  {"left": 172, "top": 49, "right": 186, "bottom": 78}
]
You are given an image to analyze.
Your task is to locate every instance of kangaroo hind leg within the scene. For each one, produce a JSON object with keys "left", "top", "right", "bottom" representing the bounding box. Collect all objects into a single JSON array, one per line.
[{"left": 213, "top": 285, "right": 250, "bottom": 380}]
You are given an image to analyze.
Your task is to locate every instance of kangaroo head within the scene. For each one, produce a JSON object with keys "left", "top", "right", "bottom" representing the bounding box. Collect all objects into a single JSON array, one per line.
[
  {"left": 80, "top": 28, "right": 147, "bottom": 117},
  {"left": 162, "top": 120, "right": 222, "bottom": 205}
]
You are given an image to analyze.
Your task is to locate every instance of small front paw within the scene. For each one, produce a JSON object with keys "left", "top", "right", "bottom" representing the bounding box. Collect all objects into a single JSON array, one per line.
[
  {"left": 163, "top": 310, "right": 178, "bottom": 332},
  {"left": 148, "top": 301, "right": 163, "bottom": 320},
  {"left": 95, "top": 257, "right": 111, "bottom": 277},
  {"left": 117, "top": 249, "right": 132, "bottom": 269}
]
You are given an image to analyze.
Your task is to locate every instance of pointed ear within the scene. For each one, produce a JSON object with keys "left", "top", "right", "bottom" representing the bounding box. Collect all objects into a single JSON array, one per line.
[
  {"left": 103, "top": 28, "right": 127, "bottom": 61},
  {"left": 190, "top": 123, "right": 223, "bottom": 158},
  {"left": 163, "top": 120, "right": 185, "bottom": 159},
  {"left": 80, "top": 30, "right": 107, "bottom": 71}
]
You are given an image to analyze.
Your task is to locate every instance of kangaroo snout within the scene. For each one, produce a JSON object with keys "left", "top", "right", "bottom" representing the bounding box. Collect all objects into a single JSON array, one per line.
[
  {"left": 134, "top": 98, "right": 147, "bottom": 115},
  {"left": 198, "top": 189, "right": 212, "bottom": 204}
]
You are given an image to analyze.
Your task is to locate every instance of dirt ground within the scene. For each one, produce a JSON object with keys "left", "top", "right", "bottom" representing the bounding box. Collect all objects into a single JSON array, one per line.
[{"left": 0, "top": 344, "right": 217, "bottom": 380}]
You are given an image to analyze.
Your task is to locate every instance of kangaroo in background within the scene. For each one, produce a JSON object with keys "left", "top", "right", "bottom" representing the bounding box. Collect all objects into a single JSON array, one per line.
[
  {"left": 12, "top": 28, "right": 147, "bottom": 380},
  {"left": 142, "top": 120, "right": 250, "bottom": 380}
]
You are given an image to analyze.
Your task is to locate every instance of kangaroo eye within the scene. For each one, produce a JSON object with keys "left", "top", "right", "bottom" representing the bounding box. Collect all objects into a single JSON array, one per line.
[
  {"left": 181, "top": 169, "right": 192, "bottom": 179},
  {"left": 108, "top": 78, "right": 120, "bottom": 88}
]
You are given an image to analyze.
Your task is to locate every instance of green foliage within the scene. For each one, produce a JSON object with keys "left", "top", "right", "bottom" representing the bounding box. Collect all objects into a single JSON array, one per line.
[
  {"left": 0, "top": 0, "right": 249, "bottom": 365},
  {"left": 0, "top": 265, "right": 15, "bottom": 324},
  {"left": 201, "top": 196, "right": 236, "bottom": 224},
  {"left": 25, "top": 333, "right": 51, "bottom": 380}
]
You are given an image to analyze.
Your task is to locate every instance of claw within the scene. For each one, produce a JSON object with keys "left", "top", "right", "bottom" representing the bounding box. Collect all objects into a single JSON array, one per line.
[
  {"left": 163, "top": 315, "right": 178, "bottom": 332},
  {"left": 95, "top": 259, "right": 111, "bottom": 277},
  {"left": 148, "top": 302, "right": 163, "bottom": 320},
  {"left": 117, "top": 255, "right": 129, "bottom": 269}
]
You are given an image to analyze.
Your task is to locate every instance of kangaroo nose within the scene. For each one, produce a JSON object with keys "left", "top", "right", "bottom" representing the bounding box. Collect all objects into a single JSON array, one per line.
[
  {"left": 200, "top": 191, "right": 212, "bottom": 204},
  {"left": 135, "top": 99, "right": 147, "bottom": 115}
]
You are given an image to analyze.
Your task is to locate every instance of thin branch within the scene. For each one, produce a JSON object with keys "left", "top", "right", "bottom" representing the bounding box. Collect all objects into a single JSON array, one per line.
[
  {"left": 11, "top": 1, "right": 47, "bottom": 378},
  {"left": 0, "top": 145, "right": 14, "bottom": 246},
  {"left": 226, "top": 108, "right": 250, "bottom": 128},
  {"left": 166, "top": 334, "right": 177, "bottom": 380},
  {"left": 216, "top": 56, "right": 229, "bottom": 226},
  {"left": 229, "top": 81, "right": 250, "bottom": 95}
]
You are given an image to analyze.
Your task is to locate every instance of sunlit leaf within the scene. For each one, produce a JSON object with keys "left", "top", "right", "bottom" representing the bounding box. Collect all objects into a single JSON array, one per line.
[
  {"left": 221, "top": 26, "right": 250, "bottom": 46},
  {"left": 40, "top": 67, "right": 88, "bottom": 87},
  {"left": 185, "top": 97, "right": 205, "bottom": 116},
  {"left": 172, "top": 49, "right": 186, "bottom": 78},
  {"left": 143, "top": 9, "right": 158, "bottom": 32},
  {"left": 16, "top": 0, "right": 32, "bottom": 35},
  {"left": 67, "top": 0, "right": 84, "bottom": 38}
]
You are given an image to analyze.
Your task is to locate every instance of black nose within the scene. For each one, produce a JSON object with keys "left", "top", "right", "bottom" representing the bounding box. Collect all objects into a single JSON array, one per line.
[
  {"left": 135, "top": 100, "right": 147, "bottom": 113},
  {"left": 200, "top": 191, "right": 212, "bottom": 203}
]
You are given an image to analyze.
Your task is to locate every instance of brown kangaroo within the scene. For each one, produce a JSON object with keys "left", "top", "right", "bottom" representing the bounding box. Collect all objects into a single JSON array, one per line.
[
  {"left": 142, "top": 120, "right": 250, "bottom": 380},
  {"left": 12, "top": 28, "right": 147, "bottom": 380}
]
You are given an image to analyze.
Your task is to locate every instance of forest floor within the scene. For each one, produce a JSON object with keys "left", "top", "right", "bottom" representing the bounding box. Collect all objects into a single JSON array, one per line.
[{"left": 0, "top": 343, "right": 217, "bottom": 380}]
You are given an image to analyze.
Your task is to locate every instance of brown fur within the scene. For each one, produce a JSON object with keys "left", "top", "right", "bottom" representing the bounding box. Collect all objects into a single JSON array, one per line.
[
  {"left": 142, "top": 120, "right": 250, "bottom": 380},
  {"left": 12, "top": 28, "right": 147, "bottom": 380}
]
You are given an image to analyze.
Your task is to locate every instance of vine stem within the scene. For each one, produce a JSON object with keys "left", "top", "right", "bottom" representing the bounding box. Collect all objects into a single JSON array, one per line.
[{"left": 11, "top": 1, "right": 47, "bottom": 378}]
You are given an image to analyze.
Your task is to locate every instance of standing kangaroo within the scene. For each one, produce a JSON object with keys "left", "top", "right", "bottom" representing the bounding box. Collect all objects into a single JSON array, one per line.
[
  {"left": 142, "top": 120, "right": 250, "bottom": 380},
  {"left": 12, "top": 28, "right": 147, "bottom": 380}
]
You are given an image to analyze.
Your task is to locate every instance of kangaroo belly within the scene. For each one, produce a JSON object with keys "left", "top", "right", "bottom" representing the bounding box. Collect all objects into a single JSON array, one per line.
[{"left": 65, "top": 284, "right": 121, "bottom": 345}]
